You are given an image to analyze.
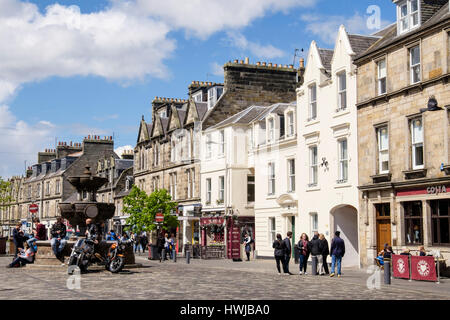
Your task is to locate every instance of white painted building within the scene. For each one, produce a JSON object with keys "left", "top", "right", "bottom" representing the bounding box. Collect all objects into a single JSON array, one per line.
[
  {"left": 296, "top": 26, "right": 379, "bottom": 267},
  {"left": 250, "top": 103, "right": 298, "bottom": 258}
]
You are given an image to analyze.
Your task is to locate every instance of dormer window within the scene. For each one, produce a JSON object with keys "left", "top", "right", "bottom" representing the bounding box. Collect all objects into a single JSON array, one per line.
[
  {"left": 397, "top": 0, "right": 420, "bottom": 34},
  {"left": 193, "top": 92, "right": 203, "bottom": 102},
  {"left": 207, "top": 86, "right": 224, "bottom": 110}
]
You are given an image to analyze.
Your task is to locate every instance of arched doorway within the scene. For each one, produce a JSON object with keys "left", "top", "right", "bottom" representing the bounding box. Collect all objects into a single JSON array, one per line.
[{"left": 330, "top": 205, "right": 359, "bottom": 268}]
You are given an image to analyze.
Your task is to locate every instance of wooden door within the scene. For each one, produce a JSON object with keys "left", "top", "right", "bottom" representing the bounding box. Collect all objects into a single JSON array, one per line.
[
  {"left": 376, "top": 220, "right": 391, "bottom": 253},
  {"left": 375, "top": 203, "right": 391, "bottom": 253}
]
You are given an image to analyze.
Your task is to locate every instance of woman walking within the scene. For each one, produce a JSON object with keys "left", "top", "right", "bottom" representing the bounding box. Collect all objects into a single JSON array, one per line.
[
  {"left": 298, "top": 233, "right": 310, "bottom": 275},
  {"left": 272, "top": 234, "right": 286, "bottom": 275}
]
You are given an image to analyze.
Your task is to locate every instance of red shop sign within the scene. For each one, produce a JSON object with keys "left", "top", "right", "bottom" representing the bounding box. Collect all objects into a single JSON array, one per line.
[
  {"left": 392, "top": 255, "right": 410, "bottom": 279},
  {"left": 410, "top": 256, "right": 437, "bottom": 282},
  {"left": 201, "top": 217, "right": 224, "bottom": 226}
]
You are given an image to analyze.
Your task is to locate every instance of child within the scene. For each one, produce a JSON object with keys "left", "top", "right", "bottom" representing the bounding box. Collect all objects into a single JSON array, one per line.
[{"left": 375, "top": 251, "right": 384, "bottom": 266}]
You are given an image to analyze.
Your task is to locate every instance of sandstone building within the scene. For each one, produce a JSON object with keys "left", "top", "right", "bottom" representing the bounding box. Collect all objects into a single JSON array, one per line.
[{"left": 355, "top": 0, "right": 450, "bottom": 266}]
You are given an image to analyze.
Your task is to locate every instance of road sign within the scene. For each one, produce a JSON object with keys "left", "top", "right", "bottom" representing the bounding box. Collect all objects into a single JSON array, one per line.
[
  {"left": 155, "top": 213, "right": 164, "bottom": 223},
  {"left": 29, "top": 204, "right": 38, "bottom": 214}
]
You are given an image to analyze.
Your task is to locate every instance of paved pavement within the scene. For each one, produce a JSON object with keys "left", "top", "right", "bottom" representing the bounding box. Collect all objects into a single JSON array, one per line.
[{"left": 0, "top": 255, "right": 448, "bottom": 300}]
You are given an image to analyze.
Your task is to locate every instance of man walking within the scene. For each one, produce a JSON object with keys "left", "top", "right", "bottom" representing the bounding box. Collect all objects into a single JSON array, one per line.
[
  {"left": 330, "top": 231, "right": 345, "bottom": 278},
  {"left": 50, "top": 217, "right": 67, "bottom": 259},
  {"left": 282, "top": 231, "right": 293, "bottom": 275}
]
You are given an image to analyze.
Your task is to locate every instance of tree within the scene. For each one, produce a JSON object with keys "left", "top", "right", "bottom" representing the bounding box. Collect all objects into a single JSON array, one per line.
[
  {"left": 0, "top": 177, "right": 13, "bottom": 228},
  {"left": 123, "top": 186, "right": 178, "bottom": 234}
]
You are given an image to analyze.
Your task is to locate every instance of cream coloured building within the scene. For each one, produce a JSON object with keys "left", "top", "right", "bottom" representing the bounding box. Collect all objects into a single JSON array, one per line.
[
  {"left": 250, "top": 103, "right": 299, "bottom": 258},
  {"left": 296, "top": 26, "right": 379, "bottom": 267}
]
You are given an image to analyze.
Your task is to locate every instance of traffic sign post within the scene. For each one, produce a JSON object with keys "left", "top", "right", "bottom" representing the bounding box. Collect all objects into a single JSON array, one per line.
[{"left": 29, "top": 204, "right": 38, "bottom": 215}]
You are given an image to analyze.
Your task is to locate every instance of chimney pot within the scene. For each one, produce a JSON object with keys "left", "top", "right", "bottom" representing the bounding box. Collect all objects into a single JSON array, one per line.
[
  {"left": 245, "top": 57, "right": 249, "bottom": 64},
  {"left": 262, "top": 62, "right": 267, "bottom": 66},
  {"left": 234, "top": 59, "right": 238, "bottom": 63},
  {"left": 300, "top": 58, "right": 305, "bottom": 68}
]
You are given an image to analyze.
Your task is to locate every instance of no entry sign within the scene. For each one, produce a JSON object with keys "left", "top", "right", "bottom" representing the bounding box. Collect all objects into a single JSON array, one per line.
[
  {"left": 155, "top": 212, "right": 164, "bottom": 223},
  {"left": 29, "top": 204, "right": 38, "bottom": 214}
]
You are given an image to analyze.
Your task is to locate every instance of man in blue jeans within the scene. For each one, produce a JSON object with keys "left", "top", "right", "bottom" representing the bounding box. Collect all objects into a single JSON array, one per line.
[{"left": 330, "top": 231, "right": 345, "bottom": 278}]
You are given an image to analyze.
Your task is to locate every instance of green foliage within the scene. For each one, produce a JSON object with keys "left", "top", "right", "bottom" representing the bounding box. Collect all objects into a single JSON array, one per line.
[
  {"left": 123, "top": 186, "right": 178, "bottom": 234},
  {"left": 0, "top": 177, "right": 13, "bottom": 208}
]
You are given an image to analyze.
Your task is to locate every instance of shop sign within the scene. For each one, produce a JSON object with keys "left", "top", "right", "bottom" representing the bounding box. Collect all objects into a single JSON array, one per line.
[
  {"left": 427, "top": 185, "right": 447, "bottom": 195},
  {"left": 397, "top": 185, "right": 449, "bottom": 197},
  {"left": 200, "top": 217, "right": 224, "bottom": 226}
]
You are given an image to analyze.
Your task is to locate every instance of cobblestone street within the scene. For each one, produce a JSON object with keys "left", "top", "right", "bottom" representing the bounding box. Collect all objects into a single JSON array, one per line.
[{"left": 0, "top": 255, "right": 449, "bottom": 300}]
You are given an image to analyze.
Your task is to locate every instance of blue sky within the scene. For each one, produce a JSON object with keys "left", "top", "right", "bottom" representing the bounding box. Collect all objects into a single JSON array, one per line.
[{"left": 0, "top": 0, "right": 396, "bottom": 177}]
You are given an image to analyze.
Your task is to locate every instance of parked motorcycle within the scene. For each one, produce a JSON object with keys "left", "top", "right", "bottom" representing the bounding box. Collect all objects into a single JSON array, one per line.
[
  {"left": 67, "top": 237, "right": 132, "bottom": 274},
  {"left": 104, "top": 238, "right": 132, "bottom": 273}
]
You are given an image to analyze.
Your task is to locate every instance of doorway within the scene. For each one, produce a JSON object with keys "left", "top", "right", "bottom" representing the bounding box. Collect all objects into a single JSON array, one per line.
[
  {"left": 375, "top": 203, "right": 391, "bottom": 253},
  {"left": 331, "top": 205, "right": 359, "bottom": 267}
]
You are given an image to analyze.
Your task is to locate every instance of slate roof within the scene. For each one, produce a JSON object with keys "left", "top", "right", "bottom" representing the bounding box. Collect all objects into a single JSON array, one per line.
[
  {"left": 347, "top": 34, "right": 380, "bottom": 56},
  {"left": 318, "top": 49, "right": 334, "bottom": 71},
  {"left": 209, "top": 105, "right": 267, "bottom": 129},
  {"left": 146, "top": 123, "right": 153, "bottom": 137},
  {"left": 253, "top": 103, "right": 295, "bottom": 122},
  {"left": 355, "top": 2, "right": 449, "bottom": 62},
  {"left": 195, "top": 102, "right": 208, "bottom": 121},
  {"left": 177, "top": 109, "right": 187, "bottom": 125},
  {"left": 160, "top": 117, "right": 169, "bottom": 135}
]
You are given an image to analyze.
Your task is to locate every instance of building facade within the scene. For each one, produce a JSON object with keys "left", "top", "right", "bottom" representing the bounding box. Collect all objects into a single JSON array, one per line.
[
  {"left": 296, "top": 26, "right": 379, "bottom": 267},
  {"left": 355, "top": 1, "right": 450, "bottom": 266},
  {"left": 250, "top": 103, "right": 299, "bottom": 258}
]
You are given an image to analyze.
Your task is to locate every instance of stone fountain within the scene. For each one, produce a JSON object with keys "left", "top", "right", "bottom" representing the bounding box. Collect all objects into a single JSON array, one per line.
[
  {"left": 28, "top": 166, "right": 136, "bottom": 268},
  {"left": 59, "top": 166, "right": 115, "bottom": 235}
]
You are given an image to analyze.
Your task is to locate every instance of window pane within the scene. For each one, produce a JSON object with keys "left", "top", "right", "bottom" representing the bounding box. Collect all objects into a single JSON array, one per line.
[
  {"left": 339, "top": 73, "right": 346, "bottom": 91},
  {"left": 411, "top": 0, "right": 418, "bottom": 12},
  {"left": 412, "top": 119, "right": 423, "bottom": 143},
  {"left": 414, "top": 144, "right": 424, "bottom": 166},
  {"left": 401, "top": 4, "right": 408, "bottom": 17},
  {"left": 411, "top": 46, "right": 420, "bottom": 65},
  {"left": 378, "top": 60, "right": 386, "bottom": 78}
]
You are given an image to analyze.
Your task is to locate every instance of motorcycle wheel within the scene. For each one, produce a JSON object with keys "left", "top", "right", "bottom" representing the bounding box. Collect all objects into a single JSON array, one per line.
[
  {"left": 77, "top": 253, "right": 88, "bottom": 272},
  {"left": 108, "top": 256, "right": 125, "bottom": 273}
]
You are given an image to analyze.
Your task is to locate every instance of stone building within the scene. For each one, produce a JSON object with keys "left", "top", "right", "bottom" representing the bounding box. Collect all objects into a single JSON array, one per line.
[
  {"left": 96, "top": 150, "right": 134, "bottom": 234},
  {"left": 355, "top": 1, "right": 450, "bottom": 266},
  {"left": 296, "top": 26, "right": 379, "bottom": 267},
  {"left": 0, "top": 137, "right": 118, "bottom": 238},
  {"left": 134, "top": 58, "right": 303, "bottom": 254}
]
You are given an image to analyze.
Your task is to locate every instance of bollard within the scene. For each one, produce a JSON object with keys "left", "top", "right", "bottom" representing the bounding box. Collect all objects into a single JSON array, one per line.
[
  {"left": 173, "top": 249, "right": 177, "bottom": 262},
  {"left": 311, "top": 256, "right": 318, "bottom": 275},
  {"left": 384, "top": 258, "right": 391, "bottom": 285},
  {"left": 161, "top": 249, "right": 166, "bottom": 262},
  {"left": 186, "top": 250, "right": 191, "bottom": 264}
]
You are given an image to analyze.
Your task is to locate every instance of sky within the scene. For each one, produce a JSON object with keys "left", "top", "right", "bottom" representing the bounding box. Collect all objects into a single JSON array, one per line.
[{"left": 0, "top": 0, "right": 397, "bottom": 178}]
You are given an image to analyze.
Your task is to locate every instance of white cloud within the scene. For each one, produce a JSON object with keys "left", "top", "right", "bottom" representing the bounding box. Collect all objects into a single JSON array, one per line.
[
  {"left": 301, "top": 12, "right": 392, "bottom": 45},
  {"left": 114, "top": 145, "right": 134, "bottom": 158},
  {"left": 0, "top": 105, "right": 56, "bottom": 178},
  {"left": 128, "top": 0, "right": 318, "bottom": 39},
  {"left": 0, "top": 0, "right": 320, "bottom": 177},
  {"left": 210, "top": 62, "right": 224, "bottom": 77},
  {"left": 225, "top": 31, "right": 285, "bottom": 59}
]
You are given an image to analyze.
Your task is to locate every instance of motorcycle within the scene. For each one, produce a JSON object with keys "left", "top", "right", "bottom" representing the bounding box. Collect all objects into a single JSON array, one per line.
[
  {"left": 67, "top": 237, "right": 96, "bottom": 274},
  {"left": 104, "top": 238, "right": 132, "bottom": 273},
  {"left": 67, "top": 237, "right": 132, "bottom": 274}
]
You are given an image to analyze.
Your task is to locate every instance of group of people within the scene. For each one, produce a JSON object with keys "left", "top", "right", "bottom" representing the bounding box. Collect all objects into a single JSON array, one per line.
[
  {"left": 131, "top": 232, "right": 149, "bottom": 254},
  {"left": 273, "top": 231, "right": 346, "bottom": 277},
  {"left": 156, "top": 232, "right": 175, "bottom": 261},
  {"left": 375, "top": 244, "right": 428, "bottom": 266},
  {"left": 6, "top": 217, "right": 48, "bottom": 268}
]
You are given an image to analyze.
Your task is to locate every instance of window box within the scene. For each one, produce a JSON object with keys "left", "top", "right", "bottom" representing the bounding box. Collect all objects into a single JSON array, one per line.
[
  {"left": 403, "top": 168, "right": 427, "bottom": 180},
  {"left": 371, "top": 173, "right": 392, "bottom": 184}
]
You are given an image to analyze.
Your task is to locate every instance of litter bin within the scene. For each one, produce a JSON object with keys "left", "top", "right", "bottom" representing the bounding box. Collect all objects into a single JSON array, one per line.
[
  {"left": 148, "top": 244, "right": 160, "bottom": 260},
  {"left": 0, "top": 237, "right": 6, "bottom": 255}
]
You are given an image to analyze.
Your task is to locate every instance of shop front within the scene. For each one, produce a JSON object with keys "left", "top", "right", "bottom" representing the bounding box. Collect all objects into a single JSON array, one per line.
[
  {"left": 361, "top": 181, "right": 450, "bottom": 267},
  {"left": 200, "top": 215, "right": 226, "bottom": 259},
  {"left": 178, "top": 204, "right": 202, "bottom": 255}
]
